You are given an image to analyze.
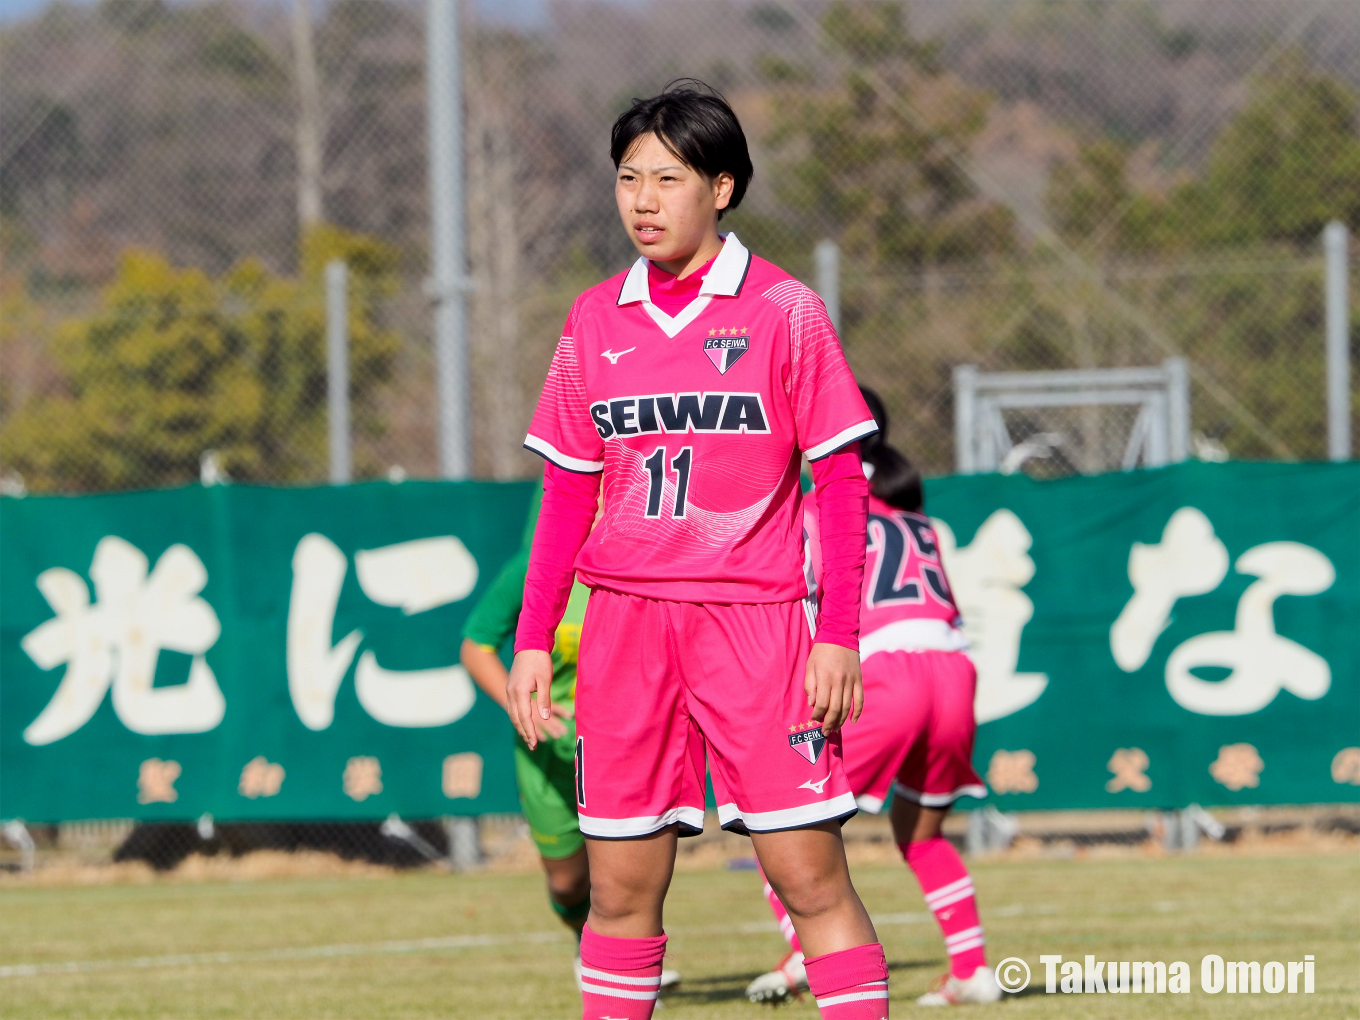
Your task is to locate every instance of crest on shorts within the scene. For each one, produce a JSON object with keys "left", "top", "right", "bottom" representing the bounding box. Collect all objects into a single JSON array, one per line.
[
  {"left": 704, "top": 330, "right": 749, "bottom": 374},
  {"left": 788, "top": 720, "right": 827, "bottom": 765}
]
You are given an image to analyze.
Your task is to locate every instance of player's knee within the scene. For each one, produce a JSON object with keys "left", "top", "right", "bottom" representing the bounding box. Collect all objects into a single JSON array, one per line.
[
  {"left": 774, "top": 867, "right": 850, "bottom": 921},
  {"left": 588, "top": 874, "right": 663, "bottom": 921},
  {"left": 547, "top": 869, "right": 589, "bottom": 905}
]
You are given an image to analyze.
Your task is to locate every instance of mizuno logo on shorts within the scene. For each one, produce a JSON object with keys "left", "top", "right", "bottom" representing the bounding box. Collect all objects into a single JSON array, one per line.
[{"left": 590, "top": 393, "right": 769, "bottom": 440}]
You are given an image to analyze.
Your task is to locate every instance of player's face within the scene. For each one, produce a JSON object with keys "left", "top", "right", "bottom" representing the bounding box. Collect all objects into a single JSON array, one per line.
[{"left": 615, "top": 132, "right": 734, "bottom": 272}]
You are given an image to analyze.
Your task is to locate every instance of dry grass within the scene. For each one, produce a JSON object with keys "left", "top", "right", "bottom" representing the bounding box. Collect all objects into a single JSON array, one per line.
[{"left": 2, "top": 852, "right": 1356, "bottom": 1019}]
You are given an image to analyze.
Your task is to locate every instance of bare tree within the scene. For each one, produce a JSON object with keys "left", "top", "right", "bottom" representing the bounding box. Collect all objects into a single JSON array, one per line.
[{"left": 291, "top": 0, "right": 324, "bottom": 228}]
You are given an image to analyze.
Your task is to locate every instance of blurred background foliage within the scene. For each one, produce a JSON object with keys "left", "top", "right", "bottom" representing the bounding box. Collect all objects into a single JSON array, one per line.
[
  {"left": 1, "top": 0, "right": 1356, "bottom": 490},
  {"left": 1, "top": 226, "right": 398, "bottom": 489}
]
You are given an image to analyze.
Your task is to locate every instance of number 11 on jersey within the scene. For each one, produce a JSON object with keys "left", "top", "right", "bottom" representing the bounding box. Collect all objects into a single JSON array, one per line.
[{"left": 644, "top": 446, "right": 693, "bottom": 518}]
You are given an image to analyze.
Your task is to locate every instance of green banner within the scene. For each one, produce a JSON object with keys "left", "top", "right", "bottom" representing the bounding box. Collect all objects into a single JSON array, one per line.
[
  {"left": 927, "top": 461, "right": 1359, "bottom": 810},
  {"left": 2, "top": 462, "right": 1357, "bottom": 823},
  {"left": 1, "top": 481, "right": 535, "bottom": 822}
]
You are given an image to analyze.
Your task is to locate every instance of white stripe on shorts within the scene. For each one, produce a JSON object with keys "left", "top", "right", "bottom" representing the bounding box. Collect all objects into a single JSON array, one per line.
[
  {"left": 892, "top": 781, "right": 989, "bottom": 807},
  {"left": 717, "top": 792, "right": 857, "bottom": 833},
  {"left": 577, "top": 805, "right": 705, "bottom": 839},
  {"left": 855, "top": 793, "right": 886, "bottom": 814}
]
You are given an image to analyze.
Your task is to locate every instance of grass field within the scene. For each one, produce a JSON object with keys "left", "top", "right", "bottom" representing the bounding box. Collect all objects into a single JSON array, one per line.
[{"left": 1, "top": 851, "right": 1356, "bottom": 1019}]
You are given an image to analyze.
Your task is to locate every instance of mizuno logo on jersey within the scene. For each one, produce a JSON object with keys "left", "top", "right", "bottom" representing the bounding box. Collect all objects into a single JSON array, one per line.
[
  {"left": 704, "top": 334, "right": 749, "bottom": 374},
  {"left": 590, "top": 393, "right": 770, "bottom": 440}
]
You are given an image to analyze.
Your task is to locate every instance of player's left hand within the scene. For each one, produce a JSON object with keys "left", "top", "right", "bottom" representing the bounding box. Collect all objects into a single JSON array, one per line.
[{"left": 805, "top": 642, "right": 863, "bottom": 734}]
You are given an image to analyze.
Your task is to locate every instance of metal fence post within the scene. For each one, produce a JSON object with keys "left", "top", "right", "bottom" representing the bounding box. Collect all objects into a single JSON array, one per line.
[
  {"left": 1165, "top": 357, "right": 1190, "bottom": 463},
  {"left": 444, "top": 815, "right": 482, "bottom": 870},
  {"left": 1324, "top": 221, "right": 1351, "bottom": 462},
  {"left": 953, "top": 364, "right": 977, "bottom": 474},
  {"left": 1146, "top": 390, "right": 1169, "bottom": 467},
  {"left": 427, "top": 0, "right": 470, "bottom": 480},
  {"left": 815, "top": 239, "right": 840, "bottom": 335},
  {"left": 326, "top": 259, "right": 351, "bottom": 484}
]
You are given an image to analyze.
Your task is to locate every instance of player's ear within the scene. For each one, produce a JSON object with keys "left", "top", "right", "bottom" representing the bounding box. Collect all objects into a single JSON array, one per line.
[{"left": 714, "top": 171, "right": 735, "bottom": 210}]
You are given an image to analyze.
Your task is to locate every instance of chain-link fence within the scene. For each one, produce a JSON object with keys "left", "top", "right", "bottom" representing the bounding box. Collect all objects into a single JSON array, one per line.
[{"left": 2, "top": 0, "right": 1357, "bottom": 494}]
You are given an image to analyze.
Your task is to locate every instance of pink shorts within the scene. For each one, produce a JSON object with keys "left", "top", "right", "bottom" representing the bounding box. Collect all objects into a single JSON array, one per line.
[
  {"left": 841, "top": 649, "right": 987, "bottom": 812},
  {"left": 574, "top": 589, "right": 857, "bottom": 838}
]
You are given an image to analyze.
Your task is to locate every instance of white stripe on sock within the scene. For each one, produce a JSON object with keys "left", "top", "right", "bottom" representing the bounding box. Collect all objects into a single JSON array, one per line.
[
  {"left": 923, "top": 876, "right": 972, "bottom": 904},
  {"left": 578, "top": 966, "right": 662, "bottom": 987},
  {"left": 928, "top": 885, "right": 976, "bottom": 911},
  {"left": 580, "top": 981, "right": 659, "bottom": 1001},
  {"left": 947, "top": 937, "right": 986, "bottom": 955},
  {"left": 944, "top": 926, "right": 984, "bottom": 945},
  {"left": 815, "top": 989, "right": 891, "bottom": 1007}
]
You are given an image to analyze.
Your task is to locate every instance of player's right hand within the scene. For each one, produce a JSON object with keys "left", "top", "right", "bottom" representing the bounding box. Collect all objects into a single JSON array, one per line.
[{"left": 507, "top": 649, "right": 554, "bottom": 750}]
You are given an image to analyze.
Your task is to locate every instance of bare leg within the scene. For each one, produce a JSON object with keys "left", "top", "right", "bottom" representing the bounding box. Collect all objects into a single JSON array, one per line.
[
  {"left": 583, "top": 826, "right": 678, "bottom": 938},
  {"left": 750, "top": 822, "right": 877, "bottom": 958},
  {"left": 892, "top": 798, "right": 998, "bottom": 1001},
  {"left": 541, "top": 846, "right": 590, "bottom": 934},
  {"left": 889, "top": 797, "right": 948, "bottom": 844}
]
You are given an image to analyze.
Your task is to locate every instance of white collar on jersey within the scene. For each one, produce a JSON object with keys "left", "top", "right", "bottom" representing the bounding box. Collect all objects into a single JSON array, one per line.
[{"left": 616, "top": 232, "right": 752, "bottom": 339}]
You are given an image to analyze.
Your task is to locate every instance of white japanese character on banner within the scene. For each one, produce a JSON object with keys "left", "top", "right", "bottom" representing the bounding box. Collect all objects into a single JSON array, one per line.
[
  {"left": 934, "top": 509, "right": 1048, "bottom": 724},
  {"left": 1110, "top": 507, "right": 1228, "bottom": 672},
  {"left": 286, "top": 534, "right": 479, "bottom": 730},
  {"left": 1111, "top": 509, "right": 1334, "bottom": 716},
  {"left": 21, "top": 536, "right": 225, "bottom": 745},
  {"left": 1165, "top": 543, "right": 1333, "bottom": 715}
]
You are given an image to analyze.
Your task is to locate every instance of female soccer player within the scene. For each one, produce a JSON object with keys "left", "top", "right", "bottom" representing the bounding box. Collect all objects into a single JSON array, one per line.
[
  {"left": 460, "top": 488, "right": 680, "bottom": 993},
  {"left": 507, "top": 81, "right": 891, "bottom": 1020},
  {"left": 747, "top": 388, "right": 1001, "bottom": 1007}
]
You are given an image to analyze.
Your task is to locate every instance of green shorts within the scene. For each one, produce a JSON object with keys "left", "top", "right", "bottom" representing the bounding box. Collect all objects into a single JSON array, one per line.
[{"left": 514, "top": 724, "right": 583, "bottom": 860}]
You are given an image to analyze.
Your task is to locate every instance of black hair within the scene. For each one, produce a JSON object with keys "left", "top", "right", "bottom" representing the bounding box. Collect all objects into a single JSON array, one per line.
[
  {"left": 610, "top": 79, "right": 754, "bottom": 218},
  {"left": 859, "top": 386, "right": 924, "bottom": 513}
]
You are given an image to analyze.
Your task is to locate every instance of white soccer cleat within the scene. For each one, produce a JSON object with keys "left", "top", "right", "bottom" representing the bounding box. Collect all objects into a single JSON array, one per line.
[
  {"left": 746, "top": 950, "right": 808, "bottom": 1003},
  {"left": 916, "top": 966, "right": 1003, "bottom": 1006}
]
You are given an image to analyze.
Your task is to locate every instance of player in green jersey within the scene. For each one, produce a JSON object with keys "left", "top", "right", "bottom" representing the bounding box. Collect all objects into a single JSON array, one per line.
[{"left": 460, "top": 487, "right": 680, "bottom": 991}]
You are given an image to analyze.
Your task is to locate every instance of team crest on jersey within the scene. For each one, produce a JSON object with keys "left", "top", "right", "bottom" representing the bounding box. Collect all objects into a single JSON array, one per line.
[
  {"left": 788, "top": 720, "right": 827, "bottom": 765},
  {"left": 704, "top": 328, "right": 749, "bottom": 374}
]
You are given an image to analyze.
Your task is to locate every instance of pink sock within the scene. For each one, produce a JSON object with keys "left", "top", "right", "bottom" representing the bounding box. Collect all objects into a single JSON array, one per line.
[
  {"left": 578, "top": 925, "right": 666, "bottom": 1020},
  {"left": 804, "top": 943, "right": 889, "bottom": 1018},
  {"left": 757, "top": 863, "right": 803, "bottom": 954},
  {"left": 902, "top": 837, "right": 986, "bottom": 979}
]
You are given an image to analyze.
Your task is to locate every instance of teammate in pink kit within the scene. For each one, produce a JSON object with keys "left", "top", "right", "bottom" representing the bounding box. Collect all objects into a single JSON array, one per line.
[
  {"left": 507, "top": 81, "right": 891, "bottom": 1019},
  {"left": 748, "top": 388, "right": 1002, "bottom": 1008}
]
